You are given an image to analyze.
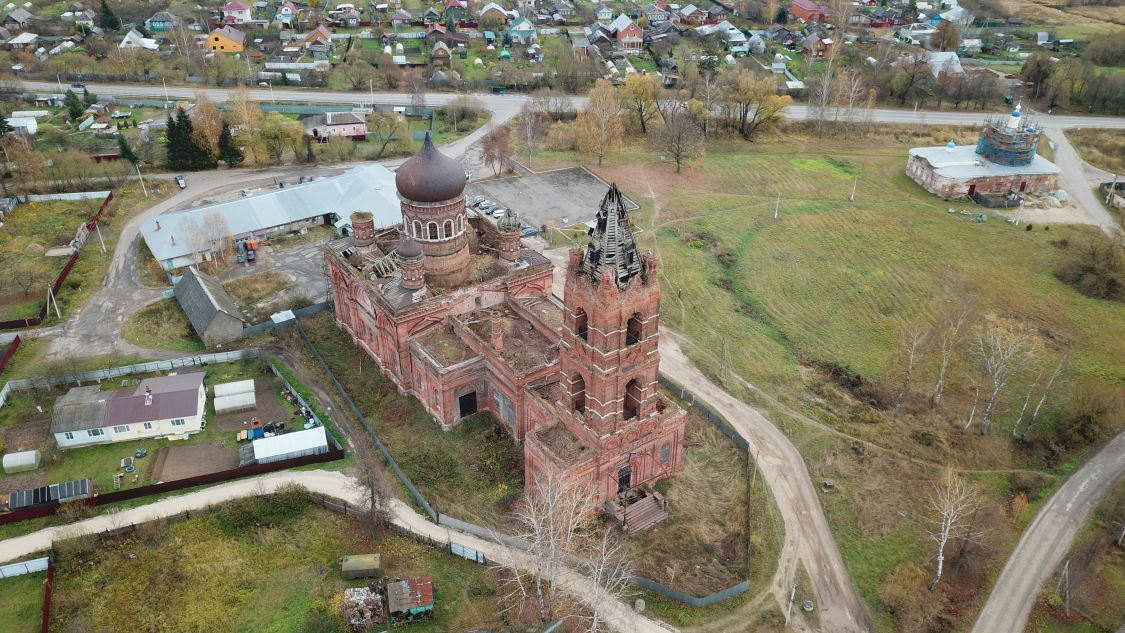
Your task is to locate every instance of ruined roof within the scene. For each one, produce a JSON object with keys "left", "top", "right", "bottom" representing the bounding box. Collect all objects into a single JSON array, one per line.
[
  {"left": 387, "top": 578, "right": 434, "bottom": 613},
  {"left": 531, "top": 422, "right": 591, "bottom": 466},
  {"left": 581, "top": 184, "right": 642, "bottom": 288},
  {"left": 458, "top": 303, "right": 558, "bottom": 376},
  {"left": 413, "top": 323, "right": 478, "bottom": 368}
]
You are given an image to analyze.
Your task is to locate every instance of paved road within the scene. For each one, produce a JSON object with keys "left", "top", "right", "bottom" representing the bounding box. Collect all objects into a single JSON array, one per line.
[
  {"left": 1043, "top": 128, "right": 1120, "bottom": 234},
  {"left": 972, "top": 431, "right": 1125, "bottom": 633},
  {"left": 19, "top": 80, "right": 1125, "bottom": 130},
  {"left": 0, "top": 469, "right": 668, "bottom": 633}
]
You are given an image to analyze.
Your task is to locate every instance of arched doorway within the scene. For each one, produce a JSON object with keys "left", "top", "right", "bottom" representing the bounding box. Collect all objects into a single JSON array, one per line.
[
  {"left": 574, "top": 308, "right": 588, "bottom": 341},
  {"left": 626, "top": 313, "right": 642, "bottom": 346},
  {"left": 571, "top": 374, "right": 586, "bottom": 413}
]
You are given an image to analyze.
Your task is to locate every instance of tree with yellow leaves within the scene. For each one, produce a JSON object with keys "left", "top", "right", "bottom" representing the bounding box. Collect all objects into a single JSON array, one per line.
[
  {"left": 619, "top": 73, "right": 660, "bottom": 134},
  {"left": 576, "top": 79, "right": 623, "bottom": 166},
  {"left": 720, "top": 69, "right": 790, "bottom": 140},
  {"left": 190, "top": 92, "right": 224, "bottom": 161}
]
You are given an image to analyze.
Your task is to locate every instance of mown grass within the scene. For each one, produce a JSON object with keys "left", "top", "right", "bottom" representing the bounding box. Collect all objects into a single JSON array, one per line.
[
  {"left": 0, "top": 571, "right": 45, "bottom": 633},
  {"left": 120, "top": 298, "right": 205, "bottom": 353},
  {"left": 294, "top": 313, "right": 524, "bottom": 528},
  {"left": 49, "top": 503, "right": 509, "bottom": 633},
  {"left": 1065, "top": 128, "right": 1125, "bottom": 175}
]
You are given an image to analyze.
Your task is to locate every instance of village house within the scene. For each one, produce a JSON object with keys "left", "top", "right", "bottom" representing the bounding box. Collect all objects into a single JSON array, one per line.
[
  {"left": 174, "top": 266, "right": 246, "bottom": 346},
  {"left": 145, "top": 11, "right": 179, "bottom": 32},
  {"left": 431, "top": 39, "right": 451, "bottom": 66},
  {"left": 326, "top": 138, "right": 686, "bottom": 521},
  {"left": 641, "top": 2, "right": 671, "bottom": 23},
  {"left": 422, "top": 6, "right": 442, "bottom": 23},
  {"left": 208, "top": 25, "right": 245, "bottom": 52},
  {"left": 593, "top": 3, "right": 614, "bottom": 21},
  {"left": 5, "top": 31, "right": 37, "bottom": 50},
  {"left": 552, "top": 0, "right": 575, "bottom": 19},
  {"left": 477, "top": 1, "right": 511, "bottom": 24},
  {"left": 791, "top": 0, "right": 829, "bottom": 23},
  {"left": 508, "top": 16, "right": 537, "bottom": 43},
  {"left": 444, "top": 0, "right": 468, "bottom": 22},
  {"left": 275, "top": 1, "right": 299, "bottom": 26},
  {"left": 391, "top": 8, "right": 413, "bottom": 26},
  {"left": 706, "top": 3, "right": 729, "bottom": 20},
  {"left": 304, "top": 24, "right": 335, "bottom": 54},
  {"left": 120, "top": 29, "right": 159, "bottom": 51},
  {"left": 2, "top": 8, "right": 32, "bottom": 31},
  {"left": 801, "top": 33, "right": 827, "bottom": 57},
  {"left": 609, "top": 13, "right": 643, "bottom": 50},
  {"left": 222, "top": 0, "right": 253, "bottom": 24},
  {"left": 304, "top": 111, "right": 368, "bottom": 141},
  {"left": 50, "top": 373, "right": 208, "bottom": 449},
  {"left": 73, "top": 9, "right": 96, "bottom": 28},
  {"left": 679, "top": 4, "right": 703, "bottom": 24}
]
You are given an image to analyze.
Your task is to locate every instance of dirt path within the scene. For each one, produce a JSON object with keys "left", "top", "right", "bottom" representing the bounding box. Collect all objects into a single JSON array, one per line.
[
  {"left": 0, "top": 469, "right": 670, "bottom": 633},
  {"left": 658, "top": 333, "right": 870, "bottom": 633},
  {"left": 1043, "top": 128, "right": 1119, "bottom": 235},
  {"left": 972, "top": 431, "right": 1125, "bottom": 633}
]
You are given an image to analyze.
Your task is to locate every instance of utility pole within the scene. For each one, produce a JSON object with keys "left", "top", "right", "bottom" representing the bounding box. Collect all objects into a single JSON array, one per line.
[
  {"left": 94, "top": 220, "right": 106, "bottom": 253},
  {"left": 163, "top": 77, "right": 170, "bottom": 104},
  {"left": 134, "top": 162, "right": 148, "bottom": 197},
  {"left": 850, "top": 176, "right": 858, "bottom": 202},
  {"left": 786, "top": 580, "right": 798, "bottom": 624},
  {"left": 369, "top": 79, "right": 374, "bottom": 109},
  {"left": 774, "top": 192, "right": 780, "bottom": 220},
  {"left": 47, "top": 285, "right": 61, "bottom": 319},
  {"left": 1107, "top": 174, "right": 1118, "bottom": 206},
  {"left": 1056, "top": 559, "right": 1070, "bottom": 617},
  {"left": 1114, "top": 519, "right": 1125, "bottom": 547}
]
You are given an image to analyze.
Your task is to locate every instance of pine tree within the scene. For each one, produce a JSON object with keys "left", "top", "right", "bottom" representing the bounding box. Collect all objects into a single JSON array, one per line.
[
  {"left": 64, "top": 89, "right": 84, "bottom": 123},
  {"left": 82, "top": 87, "right": 97, "bottom": 107},
  {"left": 99, "top": 0, "right": 120, "bottom": 30},
  {"left": 118, "top": 135, "right": 138, "bottom": 166},
  {"left": 165, "top": 113, "right": 184, "bottom": 169},
  {"left": 0, "top": 112, "right": 11, "bottom": 138},
  {"left": 218, "top": 122, "right": 244, "bottom": 167}
]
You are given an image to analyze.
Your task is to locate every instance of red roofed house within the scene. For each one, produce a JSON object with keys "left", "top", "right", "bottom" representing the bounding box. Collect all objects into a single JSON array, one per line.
[
  {"left": 791, "top": 0, "right": 828, "bottom": 23},
  {"left": 50, "top": 373, "right": 207, "bottom": 449},
  {"left": 222, "top": 0, "right": 252, "bottom": 24}
]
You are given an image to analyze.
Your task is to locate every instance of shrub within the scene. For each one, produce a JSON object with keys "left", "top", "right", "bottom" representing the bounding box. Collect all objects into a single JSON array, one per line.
[
  {"left": 877, "top": 563, "right": 946, "bottom": 633},
  {"left": 1008, "top": 471, "right": 1049, "bottom": 501},
  {"left": 1055, "top": 382, "right": 1122, "bottom": 450},
  {"left": 272, "top": 482, "right": 311, "bottom": 517},
  {"left": 217, "top": 496, "right": 267, "bottom": 533},
  {"left": 1055, "top": 234, "right": 1125, "bottom": 301}
]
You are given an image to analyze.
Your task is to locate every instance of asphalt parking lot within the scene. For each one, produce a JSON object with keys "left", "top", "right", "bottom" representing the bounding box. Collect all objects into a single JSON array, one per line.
[{"left": 466, "top": 167, "right": 638, "bottom": 231}]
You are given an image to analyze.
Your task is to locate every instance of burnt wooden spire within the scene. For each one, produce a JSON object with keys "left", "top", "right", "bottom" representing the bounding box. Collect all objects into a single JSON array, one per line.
[{"left": 581, "top": 184, "right": 642, "bottom": 288}]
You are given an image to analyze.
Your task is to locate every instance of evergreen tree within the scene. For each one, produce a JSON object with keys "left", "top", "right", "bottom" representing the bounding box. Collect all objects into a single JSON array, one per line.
[
  {"left": 118, "top": 135, "right": 139, "bottom": 166},
  {"left": 99, "top": 0, "right": 120, "bottom": 30},
  {"left": 0, "top": 112, "right": 11, "bottom": 138},
  {"left": 218, "top": 122, "right": 244, "bottom": 167},
  {"left": 64, "top": 89, "right": 84, "bottom": 122},
  {"left": 82, "top": 87, "right": 97, "bottom": 107},
  {"left": 304, "top": 135, "right": 315, "bottom": 163},
  {"left": 165, "top": 112, "right": 185, "bottom": 169}
]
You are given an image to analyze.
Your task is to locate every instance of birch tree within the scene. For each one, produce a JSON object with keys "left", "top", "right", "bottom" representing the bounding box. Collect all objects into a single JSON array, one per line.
[
  {"left": 894, "top": 323, "right": 929, "bottom": 415},
  {"left": 1015, "top": 355, "right": 1066, "bottom": 441},
  {"left": 927, "top": 468, "right": 981, "bottom": 590},
  {"left": 973, "top": 321, "right": 1037, "bottom": 434},
  {"left": 518, "top": 101, "right": 545, "bottom": 168},
  {"left": 492, "top": 473, "right": 596, "bottom": 621},
  {"left": 202, "top": 210, "right": 233, "bottom": 262},
  {"left": 930, "top": 302, "right": 971, "bottom": 409},
  {"left": 577, "top": 527, "right": 633, "bottom": 633}
]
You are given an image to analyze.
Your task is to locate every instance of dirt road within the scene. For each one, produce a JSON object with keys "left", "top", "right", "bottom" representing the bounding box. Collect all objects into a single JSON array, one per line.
[
  {"left": 972, "top": 431, "right": 1125, "bottom": 633},
  {"left": 0, "top": 469, "right": 668, "bottom": 633},
  {"left": 658, "top": 333, "right": 870, "bottom": 632},
  {"left": 1042, "top": 128, "right": 1119, "bottom": 235}
]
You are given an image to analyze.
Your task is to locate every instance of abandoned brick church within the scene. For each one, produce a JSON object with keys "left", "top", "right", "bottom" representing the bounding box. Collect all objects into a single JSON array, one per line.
[{"left": 326, "top": 138, "right": 686, "bottom": 524}]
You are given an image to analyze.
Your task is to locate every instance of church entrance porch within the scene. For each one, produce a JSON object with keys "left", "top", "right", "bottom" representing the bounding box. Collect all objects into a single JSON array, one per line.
[
  {"left": 605, "top": 483, "right": 669, "bottom": 533},
  {"left": 458, "top": 391, "right": 478, "bottom": 417}
]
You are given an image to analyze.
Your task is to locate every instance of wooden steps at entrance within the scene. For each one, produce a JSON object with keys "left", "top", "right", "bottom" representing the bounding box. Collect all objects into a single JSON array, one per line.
[{"left": 621, "top": 494, "right": 668, "bottom": 533}]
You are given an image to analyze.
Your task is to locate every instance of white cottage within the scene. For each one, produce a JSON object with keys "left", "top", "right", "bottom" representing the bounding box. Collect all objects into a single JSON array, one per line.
[{"left": 51, "top": 373, "right": 207, "bottom": 449}]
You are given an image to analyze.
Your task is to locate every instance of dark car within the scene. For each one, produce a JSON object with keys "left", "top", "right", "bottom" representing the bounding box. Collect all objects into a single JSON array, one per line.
[{"left": 71, "top": 82, "right": 85, "bottom": 88}]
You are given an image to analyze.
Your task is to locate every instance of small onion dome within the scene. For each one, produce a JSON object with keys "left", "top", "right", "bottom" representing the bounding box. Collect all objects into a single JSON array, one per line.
[
  {"left": 946, "top": 140, "right": 956, "bottom": 149},
  {"left": 394, "top": 133, "right": 466, "bottom": 203},
  {"left": 1011, "top": 110, "right": 1021, "bottom": 118},
  {"left": 396, "top": 235, "right": 424, "bottom": 260},
  {"left": 497, "top": 208, "right": 521, "bottom": 233}
]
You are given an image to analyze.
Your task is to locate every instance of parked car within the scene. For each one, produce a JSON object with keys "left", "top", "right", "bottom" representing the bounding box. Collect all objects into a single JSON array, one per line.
[
  {"left": 71, "top": 81, "right": 85, "bottom": 88},
  {"left": 520, "top": 224, "right": 538, "bottom": 237},
  {"left": 468, "top": 195, "right": 487, "bottom": 207},
  {"left": 175, "top": 175, "right": 186, "bottom": 189},
  {"left": 490, "top": 207, "right": 507, "bottom": 218}
]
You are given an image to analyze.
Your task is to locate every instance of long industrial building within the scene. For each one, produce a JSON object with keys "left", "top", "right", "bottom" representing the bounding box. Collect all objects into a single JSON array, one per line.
[{"left": 142, "top": 164, "right": 402, "bottom": 270}]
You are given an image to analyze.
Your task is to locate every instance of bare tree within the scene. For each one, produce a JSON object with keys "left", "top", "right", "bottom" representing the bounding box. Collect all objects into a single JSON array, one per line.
[
  {"left": 1015, "top": 355, "right": 1066, "bottom": 441},
  {"left": 405, "top": 70, "right": 427, "bottom": 110},
  {"left": 653, "top": 109, "right": 704, "bottom": 173},
  {"left": 972, "top": 321, "right": 1037, "bottom": 434},
  {"left": 577, "top": 527, "right": 633, "bottom": 633},
  {"left": 492, "top": 473, "right": 596, "bottom": 622},
  {"left": 930, "top": 302, "right": 972, "bottom": 409},
  {"left": 693, "top": 70, "right": 720, "bottom": 139},
  {"left": 481, "top": 127, "right": 513, "bottom": 176},
  {"left": 518, "top": 101, "right": 545, "bottom": 168},
  {"left": 351, "top": 453, "right": 394, "bottom": 534},
  {"left": 178, "top": 217, "right": 209, "bottom": 265},
  {"left": 894, "top": 323, "right": 929, "bottom": 415},
  {"left": 927, "top": 468, "right": 981, "bottom": 590},
  {"left": 201, "top": 210, "right": 233, "bottom": 261}
]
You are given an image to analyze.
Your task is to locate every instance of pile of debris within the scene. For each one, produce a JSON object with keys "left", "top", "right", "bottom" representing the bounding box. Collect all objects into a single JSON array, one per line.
[{"left": 341, "top": 585, "right": 385, "bottom": 632}]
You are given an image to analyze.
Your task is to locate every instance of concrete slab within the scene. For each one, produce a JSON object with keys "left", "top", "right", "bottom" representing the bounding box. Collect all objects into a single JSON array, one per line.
[{"left": 465, "top": 167, "right": 637, "bottom": 231}]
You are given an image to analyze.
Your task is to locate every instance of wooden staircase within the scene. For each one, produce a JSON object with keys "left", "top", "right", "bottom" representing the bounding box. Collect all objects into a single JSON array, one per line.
[{"left": 621, "top": 494, "right": 668, "bottom": 533}]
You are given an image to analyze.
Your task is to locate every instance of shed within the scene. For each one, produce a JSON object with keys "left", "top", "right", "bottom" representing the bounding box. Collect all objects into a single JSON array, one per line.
[
  {"left": 252, "top": 426, "right": 328, "bottom": 464},
  {"left": 214, "top": 390, "right": 257, "bottom": 415},
  {"left": 2, "top": 449, "right": 41, "bottom": 473},
  {"left": 387, "top": 578, "right": 434, "bottom": 620},
  {"left": 341, "top": 554, "right": 382, "bottom": 579},
  {"left": 174, "top": 266, "right": 246, "bottom": 346}
]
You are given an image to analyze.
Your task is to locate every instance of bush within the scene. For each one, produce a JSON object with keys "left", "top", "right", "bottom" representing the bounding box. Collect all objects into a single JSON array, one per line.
[
  {"left": 1008, "top": 471, "right": 1050, "bottom": 501},
  {"left": 272, "top": 482, "right": 311, "bottom": 516},
  {"left": 1055, "top": 382, "right": 1122, "bottom": 450},
  {"left": 877, "top": 563, "right": 946, "bottom": 633},
  {"left": 1055, "top": 234, "right": 1125, "bottom": 301},
  {"left": 217, "top": 496, "right": 267, "bottom": 533}
]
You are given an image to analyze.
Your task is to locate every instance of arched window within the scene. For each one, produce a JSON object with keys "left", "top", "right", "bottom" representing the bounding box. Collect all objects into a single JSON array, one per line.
[
  {"left": 626, "top": 313, "right": 643, "bottom": 346},
  {"left": 413, "top": 220, "right": 422, "bottom": 238},
  {"left": 574, "top": 308, "right": 588, "bottom": 341},
  {"left": 444, "top": 219, "right": 453, "bottom": 239},
  {"left": 624, "top": 378, "right": 642, "bottom": 420},
  {"left": 457, "top": 214, "right": 464, "bottom": 233},
  {"left": 571, "top": 374, "right": 586, "bottom": 413},
  {"left": 427, "top": 222, "right": 439, "bottom": 240},
  {"left": 660, "top": 442, "right": 670, "bottom": 464}
]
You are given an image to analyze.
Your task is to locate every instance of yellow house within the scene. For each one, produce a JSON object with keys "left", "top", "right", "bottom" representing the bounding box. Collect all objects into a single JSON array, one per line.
[{"left": 207, "top": 26, "right": 246, "bottom": 53}]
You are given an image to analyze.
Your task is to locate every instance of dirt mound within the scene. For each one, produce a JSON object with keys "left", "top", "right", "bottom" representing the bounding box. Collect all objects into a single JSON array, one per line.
[{"left": 24, "top": 242, "right": 45, "bottom": 254}]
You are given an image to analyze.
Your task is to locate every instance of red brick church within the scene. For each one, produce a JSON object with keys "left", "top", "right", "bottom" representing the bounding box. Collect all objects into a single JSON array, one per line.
[{"left": 325, "top": 138, "right": 686, "bottom": 526}]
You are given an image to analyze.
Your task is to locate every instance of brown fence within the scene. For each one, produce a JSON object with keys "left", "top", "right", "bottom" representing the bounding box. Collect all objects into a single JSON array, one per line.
[
  {"left": 0, "top": 447, "right": 345, "bottom": 526},
  {"left": 0, "top": 335, "right": 20, "bottom": 376},
  {"left": 0, "top": 192, "right": 114, "bottom": 331},
  {"left": 40, "top": 557, "right": 53, "bottom": 633}
]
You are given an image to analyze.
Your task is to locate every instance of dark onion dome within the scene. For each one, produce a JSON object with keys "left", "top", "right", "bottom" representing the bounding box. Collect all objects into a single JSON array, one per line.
[
  {"left": 394, "top": 133, "right": 466, "bottom": 203},
  {"left": 396, "top": 235, "right": 424, "bottom": 260},
  {"left": 497, "top": 208, "right": 521, "bottom": 233}
]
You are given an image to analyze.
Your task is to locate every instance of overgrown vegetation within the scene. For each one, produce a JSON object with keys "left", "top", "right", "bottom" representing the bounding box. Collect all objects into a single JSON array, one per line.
[
  {"left": 1065, "top": 128, "right": 1125, "bottom": 175},
  {"left": 0, "top": 571, "right": 45, "bottom": 633},
  {"left": 1054, "top": 234, "right": 1124, "bottom": 301},
  {"left": 121, "top": 298, "right": 205, "bottom": 352}
]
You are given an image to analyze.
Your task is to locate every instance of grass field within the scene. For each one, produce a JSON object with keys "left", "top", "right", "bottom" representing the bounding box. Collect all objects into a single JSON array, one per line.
[
  {"left": 0, "top": 571, "right": 45, "bottom": 633},
  {"left": 121, "top": 298, "right": 205, "bottom": 353},
  {"left": 555, "top": 129, "right": 1125, "bottom": 631},
  {"left": 223, "top": 270, "right": 293, "bottom": 320},
  {"left": 1064, "top": 128, "right": 1125, "bottom": 175},
  {"left": 49, "top": 500, "right": 512, "bottom": 633},
  {"left": 291, "top": 313, "right": 524, "bottom": 528}
]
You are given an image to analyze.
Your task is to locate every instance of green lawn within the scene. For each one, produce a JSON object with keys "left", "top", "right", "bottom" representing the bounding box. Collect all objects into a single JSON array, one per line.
[
  {"left": 49, "top": 502, "right": 513, "bottom": 632},
  {"left": 0, "top": 571, "right": 45, "bottom": 633}
]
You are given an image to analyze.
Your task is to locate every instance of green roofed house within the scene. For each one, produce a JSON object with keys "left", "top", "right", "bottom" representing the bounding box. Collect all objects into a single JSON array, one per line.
[
  {"left": 508, "top": 16, "right": 536, "bottom": 44},
  {"left": 340, "top": 554, "right": 382, "bottom": 580},
  {"left": 387, "top": 578, "right": 434, "bottom": 622}
]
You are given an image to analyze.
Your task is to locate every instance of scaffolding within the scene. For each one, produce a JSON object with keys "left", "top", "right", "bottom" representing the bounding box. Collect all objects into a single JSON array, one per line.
[{"left": 976, "top": 115, "right": 1041, "bottom": 167}]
